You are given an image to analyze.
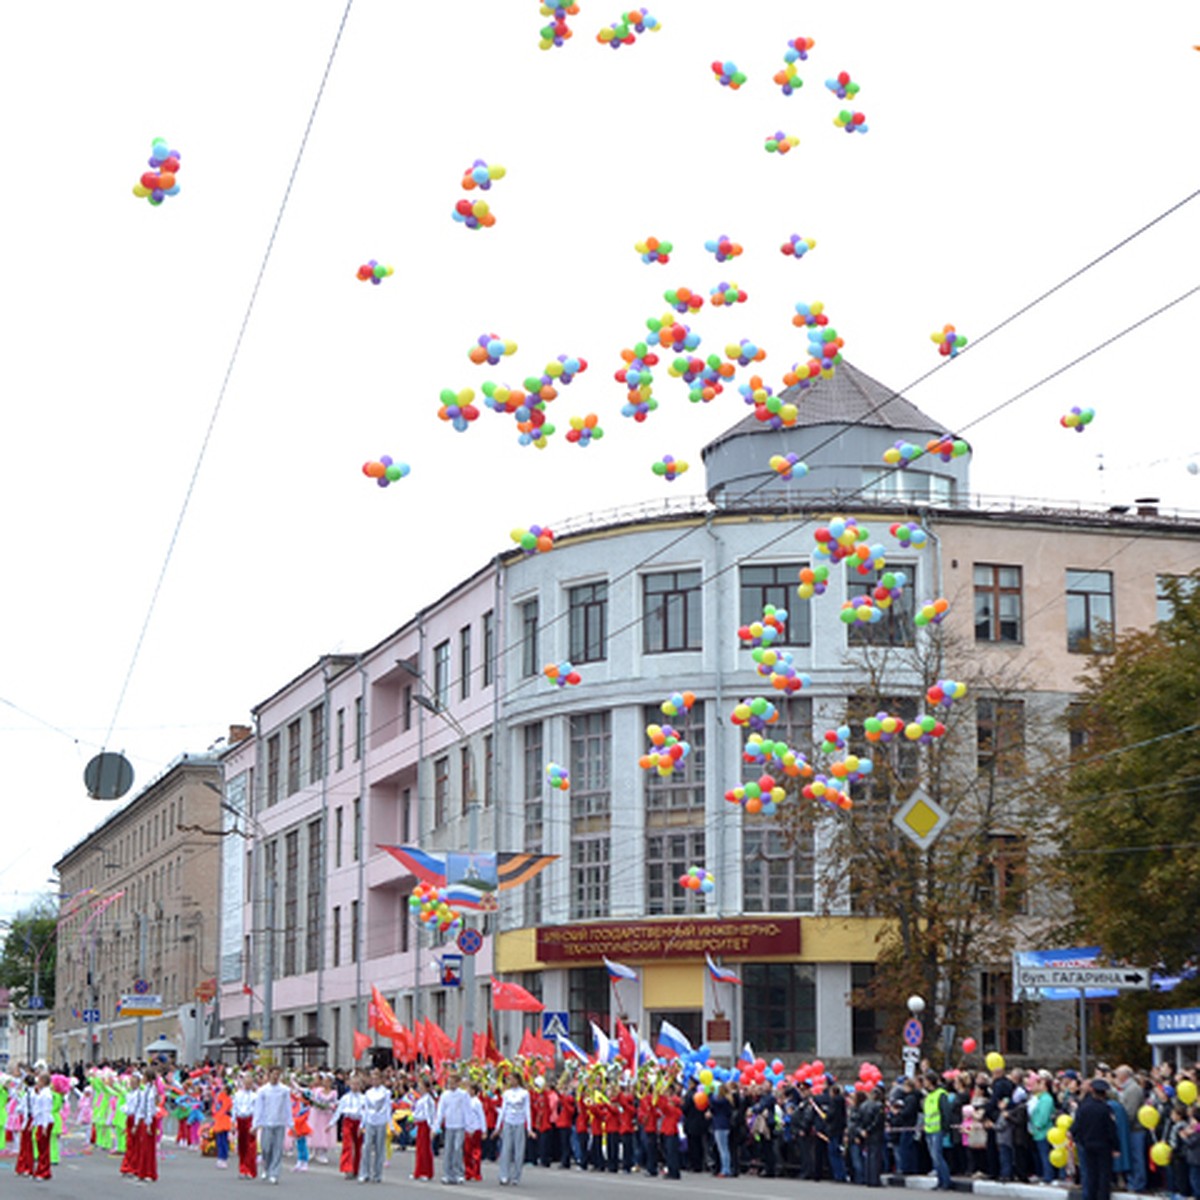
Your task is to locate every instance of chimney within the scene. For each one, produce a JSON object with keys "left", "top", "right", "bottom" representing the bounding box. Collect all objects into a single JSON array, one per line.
[
  {"left": 1134, "top": 497, "right": 1159, "bottom": 517},
  {"left": 228, "top": 724, "right": 252, "bottom": 744}
]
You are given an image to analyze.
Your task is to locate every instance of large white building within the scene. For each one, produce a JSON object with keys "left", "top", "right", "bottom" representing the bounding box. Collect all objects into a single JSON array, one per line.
[{"left": 212, "top": 363, "right": 1200, "bottom": 1069}]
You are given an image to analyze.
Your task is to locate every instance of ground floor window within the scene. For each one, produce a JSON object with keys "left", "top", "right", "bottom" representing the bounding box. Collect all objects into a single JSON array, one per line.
[{"left": 742, "top": 962, "right": 816, "bottom": 1055}]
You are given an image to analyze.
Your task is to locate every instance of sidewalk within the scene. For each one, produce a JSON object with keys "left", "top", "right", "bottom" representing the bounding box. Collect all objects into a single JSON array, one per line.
[{"left": 885, "top": 1173, "right": 1145, "bottom": 1200}]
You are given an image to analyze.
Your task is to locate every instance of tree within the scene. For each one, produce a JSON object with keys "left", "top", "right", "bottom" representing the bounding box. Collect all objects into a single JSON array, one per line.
[
  {"left": 1056, "top": 571, "right": 1200, "bottom": 973},
  {"left": 0, "top": 902, "right": 58, "bottom": 1010}
]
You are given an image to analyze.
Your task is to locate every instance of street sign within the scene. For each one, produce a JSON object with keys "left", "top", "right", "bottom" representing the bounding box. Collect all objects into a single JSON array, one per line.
[
  {"left": 541, "top": 1011, "right": 569, "bottom": 1040},
  {"left": 27, "top": 996, "right": 45, "bottom": 1010},
  {"left": 903, "top": 1018, "right": 924, "bottom": 1047},
  {"left": 456, "top": 928, "right": 483, "bottom": 956},
  {"left": 1015, "top": 965, "right": 1150, "bottom": 991},
  {"left": 892, "top": 789, "right": 950, "bottom": 850},
  {"left": 133, "top": 979, "right": 151, "bottom": 995},
  {"left": 119, "top": 994, "right": 164, "bottom": 1017},
  {"left": 82, "top": 1009, "right": 101, "bottom": 1023}
]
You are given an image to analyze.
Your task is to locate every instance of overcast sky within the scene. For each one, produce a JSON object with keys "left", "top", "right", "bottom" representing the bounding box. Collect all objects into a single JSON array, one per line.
[{"left": 2, "top": 1, "right": 1199, "bottom": 926}]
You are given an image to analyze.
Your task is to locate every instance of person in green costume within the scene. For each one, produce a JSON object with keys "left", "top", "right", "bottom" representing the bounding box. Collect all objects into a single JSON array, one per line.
[
  {"left": 93, "top": 1072, "right": 112, "bottom": 1151},
  {"left": 50, "top": 1084, "right": 63, "bottom": 1164},
  {"left": 0, "top": 1072, "right": 10, "bottom": 1148}
]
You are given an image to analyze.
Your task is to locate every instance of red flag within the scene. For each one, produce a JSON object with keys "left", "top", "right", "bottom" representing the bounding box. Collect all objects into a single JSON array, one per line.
[
  {"left": 453, "top": 1025, "right": 463, "bottom": 1059},
  {"left": 472, "top": 1031, "right": 487, "bottom": 1061},
  {"left": 518, "top": 1028, "right": 535, "bottom": 1058},
  {"left": 369, "top": 986, "right": 399, "bottom": 1039},
  {"left": 491, "top": 977, "right": 545, "bottom": 1013},
  {"left": 352, "top": 1029, "right": 371, "bottom": 1061},
  {"left": 486, "top": 1019, "right": 502, "bottom": 1064},
  {"left": 616, "top": 1017, "right": 637, "bottom": 1066}
]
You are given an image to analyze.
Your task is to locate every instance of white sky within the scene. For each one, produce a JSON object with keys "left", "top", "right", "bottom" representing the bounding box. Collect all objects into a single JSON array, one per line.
[{"left": 2, "top": 1, "right": 1199, "bottom": 926}]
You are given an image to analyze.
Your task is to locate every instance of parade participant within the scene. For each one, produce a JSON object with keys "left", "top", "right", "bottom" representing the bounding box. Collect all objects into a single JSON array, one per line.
[
  {"left": 14, "top": 1074, "right": 35, "bottom": 1177},
  {"left": 616, "top": 1082, "right": 637, "bottom": 1173},
  {"left": 133, "top": 1067, "right": 160, "bottom": 1183},
  {"left": 554, "top": 1081, "right": 576, "bottom": 1168},
  {"left": 254, "top": 1065, "right": 293, "bottom": 1185},
  {"left": 639, "top": 1082, "right": 660, "bottom": 1177},
  {"left": 411, "top": 1077, "right": 436, "bottom": 1181},
  {"left": 309, "top": 1073, "right": 337, "bottom": 1165},
  {"left": 291, "top": 1087, "right": 312, "bottom": 1173},
  {"left": 212, "top": 1078, "right": 233, "bottom": 1170},
  {"left": 233, "top": 1073, "right": 258, "bottom": 1179},
  {"left": 433, "top": 1070, "right": 471, "bottom": 1186},
  {"left": 333, "top": 1072, "right": 365, "bottom": 1180},
  {"left": 464, "top": 1082, "right": 486, "bottom": 1182},
  {"left": 658, "top": 1082, "right": 683, "bottom": 1180},
  {"left": 119, "top": 1069, "right": 141, "bottom": 1176},
  {"left": 709, "top": 1082, "right": 734, "bottom": 1177},
  {"left": 497, "top": 1069, "right": 532, "bottom": 1186},
  {"left": 481, "top": 1079, "right": 500, "bottom": 1163},
  {"left": 31, "top": 1073, "right": 54, "bottom": 1181},
  {"left": 360, "top": 1069, "right": 391, "bottom": 1183},
  {"left": 572, "top": 1082, "right": 589, "bottom": 1168},
  {"left": 585, "top": 1086, "right": 610, "bottom": 1171},
  {"left": 531, "top": 1076, "right": 553, "bottom": 1167}
]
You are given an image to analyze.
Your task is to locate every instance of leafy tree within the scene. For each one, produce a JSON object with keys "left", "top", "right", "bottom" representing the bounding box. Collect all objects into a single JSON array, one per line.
[
  {"left": 0, "top": 902, "right": 57, "bottom": 1010},
  {"left": 1057, "top": 571, "right": 1200, "bottom": 973}
]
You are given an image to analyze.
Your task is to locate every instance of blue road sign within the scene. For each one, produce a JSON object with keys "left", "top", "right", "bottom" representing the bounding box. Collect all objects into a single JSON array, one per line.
[
  {"left": 541, "top": 1011, "right": 569, "bottom": 1040},
  {"left": 903, "top": 1017, "right": 923, "bottom": 1047},
  {"left": 82, "top": 1009, "right": 101, "bottom": 1023},
  {"left": 28, "top": 996, "right": 45, "bottom": 1009}
]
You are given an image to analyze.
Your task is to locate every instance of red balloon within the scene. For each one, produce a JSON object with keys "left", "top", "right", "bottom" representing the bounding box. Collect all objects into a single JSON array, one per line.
[{"left": 962, "top": 1037, "right": 978, "bottom": 1054}]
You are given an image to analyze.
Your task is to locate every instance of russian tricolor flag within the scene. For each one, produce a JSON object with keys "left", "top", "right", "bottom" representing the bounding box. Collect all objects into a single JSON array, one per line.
[
  {"left": 738, "top": 1042, "right": 755, "bottom": 1066},
  {"left": 556, "top": 1033, "right": 589, "bottom": 1063},
  {"left": 590, "top": 1021, "right": 617, "bottom": 1064},
  {"left": 655, "top": 1018, "right": 693, "bottom": 1059},
  {"left": 706, "top": 952, "right": 742, "bottom": 986},
  {"left": 603, "top": 955, "right": 638, "bottom": 983}
]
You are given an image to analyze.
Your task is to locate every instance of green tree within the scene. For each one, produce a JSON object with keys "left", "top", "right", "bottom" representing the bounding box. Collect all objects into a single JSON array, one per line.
[
  {"left": 1058, "top": 571, "right": 1200, "bottom": 973},
  {"left": 0, "top": 903, "right": 57, "bottom": 1010}
]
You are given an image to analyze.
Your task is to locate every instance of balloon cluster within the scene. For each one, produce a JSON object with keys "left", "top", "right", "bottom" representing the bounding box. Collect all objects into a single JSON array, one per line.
[
  {"left": 133, "top": 137, "right": 182, "bottom": 206},
  {"left": 597, "top": 8, "right": 660, "bottom": 47},
  {"left": 481, "top": 381, "right": 556, "bottom": 449},
  {"left": 726, "top": 339, "right": 766, "bottom": 367},
  {"left": 566, "top": 413, "right": 604, "bottom": 446},
  {"left": 712, "top": 60, "right": 747, "bottom": 89},
  {"left": 883, "top": 440, "right": 924, "bottom": 468},
  {"left": 743, "top": 733, "right": 813, "bottom": 779},
  {"left": 825, "top": 70, "right": 861, "bottom": 100},
  {"left": 618, "top": 341, "right": 660, "bottom": 418},
  {"left": 738, "top": 604, "right": 787, "bottom": 648},
  {"left": 669, "top": 353, "right": 732, "bottom": 404},
  {"left": 468, "top": 333, "right": 518, "bottom": 365},
  {"left": 438, "top": 387, "right": 480, "bottom": 431},
  {"left": 932, "top": 324, "right": 967, "bottom": 358},
  {"left": 863, "top": 713, "right": 906, "bottom": 743},
  {"left": 678, "top": 865, "right": 714, "bottom": 894},
  {"left": 739, "top": 374, "right": 772, "bottom": 408},
  {"left": 461, "top": 159, "right": 505, "bottom": 191},
  {"left": 652, "top": 454, "right": 688, "bottom": 481},
  {"left": 546, "top": 762, "right": 570, "bottom": 791},
  {"left": 797, "top": 564, "right": 830, "bottom": 599},
  {"left": 647, "top": 313, "right": 702, "bottom": 354},
  {"left": 409, "top": 882, "right": 463, "bottom": 936},
  {"left": 749, "top": 390, "right": 799, "bottom": 429},
  {"left": 889, "top": 522, "right": 928, "bottom": 549},
  {"left": 803, "top": 775, "right": 852, "bottom": 810},
  {"left": 813, "top": 518, "right": 870, "bottom": 567},
  {"left": 770, "top": 453, "right": 809, "bottom": 481},
  {"left": 915, "top": 597, "right": 950, "bottom": 627},
  {"left": 853, "top": 1062, "right": 885, "bottom": 1094},
  {"left": 841, "top": 595, "right": 885, "bottom": 625},
  {"left": 819, "top": 725, "right": 850, "bottom": 754},
  {"left": 635, "top": 236, "right": 673, "bottom": 264},
  {"left": 781, "top": 235, "right": 816, "bottom": 259},
  {"left": 361, "top": 455, "right": 410, "bottom": 487},
  {"left": 543, "top": 354, "right": 588, "bottom": 386},
  {"left": 639, "top": 722, "right": 691, "bottom": 776},
  {"left": 704, "top": 235, "right": 742, "bottom": 263},
  {"left": 782, "top": 359, "right": 822, "bottom": 390},
  {"left": 510, "top": 524, "right": 555, "bottom": 554},
  {"left": 926, "top": 434, "right": 971, "bottom": 462},
  {"left": 903, "top": 714, "right": 948, "bottom": 744},
  {"left": 750, "top": 646, "right": 811, "bottom": 693},
  {"left": 1061, "top": 406, "right": 1095, "bottom": 432},
  {"left": 538, "top": 1, "right": 579, "bottom": 49},
  {"left": 725, "top": 772, "right": 786, "bottom": 816},
  {"left": 834, "top": 109, "right": 869, "bottom": 134},
  {"left": 664, "top": 286, "right": 705, "bottom": 314},
  {"left": 765, "top": 130, "right": 800, "bottom": 154},
  {"left": 710, "top": 281, "right": 748, "bottom": 307},
  {"left": 661, "top": 691, "right": 695, "bottom": 718},
  {"left": 1048, "top": 1114, "right": 1078, "bottom": 1170},
  {"left": 730, "top": 696, "right": 779, "bottom": 733},
  {"left": 356, "top": 260, "right": 393, "bottom": 285},
  {"left": 828, "top": 752, "right": 873, "bottom": 787},
  {"left": 543, "top": 660, "right": 582, "bottom": 688},
  {"left": 453, "top": 197, "right": 496, "bottom": 230},
  {"left": 871, "top": 569, "right": 909, "bottom": 608},
  {"left": 792, "top": 302, "right": 845, "bottom": 375},
  {"left": 926, "top": 679, "right": 967, "bottom": 709}
]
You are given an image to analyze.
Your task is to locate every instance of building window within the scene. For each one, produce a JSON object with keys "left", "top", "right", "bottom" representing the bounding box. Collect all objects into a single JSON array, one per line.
[
  {"left": 743, "top": 963, "right": 817, "bottom": 1056},
  {"left": 434, "top": 756, "right": 450, "bottom": 828},
  {"left": 354, "top": 696, "right": 364, "bottom": 761},
  {"left": 981, "top": 970, "right": 1025, "bottom": 1055},
  {"left": 978, "top": 834, "right": 1028, "bottom": 914},
  {"left": 860, "top": 468, "right": 954, "bottom": 506},
  {"left": 287, "top": 720, "right": 302, "bottom": 795},
  {"left": 336, "top": 708, "right": 345, "bottom": 771},
  {"left": 568, "top": 967, "right": 609, "bottom": 1043},
  {"left": 643, "top": 569, "right": 702, "bottom": 653},
  {"left": 460, "top": 745, "right": 473, "bottom": 817},
  {"left": 646, "top": 830, "right": 706, "bottom": 916},
  {"left": 847, "top": 566, "right": 916, "bottom": 647},
  {"left": 332, "top": 906, "right": 342, "bottom": 967},
  {"left": 974, "top": 564, "right": 1022, "bottom": 643},
  {"left": 523, "top": 721, "right": 544, "bottom": 927},
  {"left": 976, "top": 698, "right": 1025, "bottom": 777},
  {"left": 350, "top": 900, "right": 360, "bottom": 965},
  {"left": 851, "top": 963, "right": 886, "bottom": 1056},
  {"left": 352, "top": 797, "right": 362, "bottom": 861},
  {"left": 334, "top": 806, "right": 343, "bottom": 869},
  {"left": 434, "top": 640, "right": 451, "bottom": 709},
  {"left": 1156, "top": 573, "right": 1198, "bottom": 623},
  {"left": 742, "top": 826, "right": 814, "bottom": 913},
  {"left": 283, "top": 830, "right": 299, "bottom": 975},
  {"left": 570, "top": 710, "right": 611, "bottom": 920},
  {"left": 739, "top": 564, "right": 811, "bottom": 646},
  {"left": 570, "top": 838, "right": 610, "bottom": 921},
  {"left": 266, "top": 735, "right": 281, "bottom": 806},
  {"left": 310, "top": 703, "right": 326, "bottom": 781},
  {"left": 401, "top": 788, "right": 412, "bottom": 842},
  {"left": 483, "top": 610, "right": 495, "bottom": 687},
  {"left": 459, "top": 626, "right": 472, "bottom": 700},
  {"left": 403, "top": 686, "right": 412, "bottom": 733},
  {"left": 568, "top": 582, "right": 609, "bottom": 663},
  {"left": 644, "top": 700, "right": 706, "bottom": 816},
  {"left": 483, "top": 734, "right": 493, "bottom": 808},
  {"left": 1066, "top": 569, "right": 1114, "bottom": 653},
  {"left": 520, "top": 600, "right": 539, "bottom": 678},
  {"left": 306, "top": 818, "right": 322, "bottom": 972}
]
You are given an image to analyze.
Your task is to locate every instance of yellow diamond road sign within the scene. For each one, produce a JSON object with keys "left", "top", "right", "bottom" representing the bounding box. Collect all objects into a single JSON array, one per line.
[{"left": 893, "top": 790, "right": 950, "bottom": 849}]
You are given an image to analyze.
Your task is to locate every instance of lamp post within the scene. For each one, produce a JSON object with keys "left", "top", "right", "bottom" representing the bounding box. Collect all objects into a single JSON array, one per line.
[{"left": 412, "top": 691, "right": 481, "bottom": 1059}]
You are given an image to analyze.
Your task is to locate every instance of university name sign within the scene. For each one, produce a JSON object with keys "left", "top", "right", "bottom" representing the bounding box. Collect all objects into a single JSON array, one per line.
[{"left": 536, "top": 917, "right": 801, "bottom": 963}]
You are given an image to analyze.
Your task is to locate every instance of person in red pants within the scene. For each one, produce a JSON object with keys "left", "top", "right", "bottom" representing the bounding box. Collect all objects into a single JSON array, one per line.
[
  {"left": 464, "top": 1082, "right": 486, "bottom": 1181},
  {"left": 134, "top": 1067, "right": 160, "bottom": 1183},
  {"left": 119, "top": 1070, "right": 142, "bottom": 1176},
  {"left": 334, "top": 1073, "right": 365, "bottom": 1179},
  {"left": 411, "top": 1078, "right": 436, "bottom": 1180},
  {"left": 14, "top": 1074, "right": 35, "bottom": 1177},
  {"left": 232, "top": 1073, "right": 258, "bottom": 1179},
  {"left": 32, "top": 1073, "right": 55, "bottom": 1181}
]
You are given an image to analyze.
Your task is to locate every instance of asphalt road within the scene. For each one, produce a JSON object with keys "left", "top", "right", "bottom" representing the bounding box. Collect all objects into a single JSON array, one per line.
[{"left": 0, "top": 1133, "right": 907, "bottom": 1200}]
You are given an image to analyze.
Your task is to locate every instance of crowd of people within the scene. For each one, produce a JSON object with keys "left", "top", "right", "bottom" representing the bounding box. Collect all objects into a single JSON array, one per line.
[{"left": 3, "top": 1054, "right": 1200, "bottom": 1199}]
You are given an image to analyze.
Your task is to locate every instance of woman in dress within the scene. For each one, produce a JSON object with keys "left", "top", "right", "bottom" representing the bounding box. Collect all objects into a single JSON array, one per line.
[{"left": 308, "top": 1073, "right": 337, "bottom": 1165}]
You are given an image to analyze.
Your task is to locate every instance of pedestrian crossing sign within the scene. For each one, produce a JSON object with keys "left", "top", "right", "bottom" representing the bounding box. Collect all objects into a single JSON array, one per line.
[{"left": 541, "top": 1011, "right": 569, "bottom": 1040}]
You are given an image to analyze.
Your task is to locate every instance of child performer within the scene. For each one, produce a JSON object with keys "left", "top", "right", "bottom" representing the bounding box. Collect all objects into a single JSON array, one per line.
[
  {"left": 411, "top": 1078, "right": 436, "bottom": 1181},
  {"left": 32, "top": 1073, "right": 54, "bottom": 1181},
  {"left": 212, "top": 1079, "right": 233, "bottom": 1169},
  {"left": 232, "top": 1073, "right": 258, "bottom": 1180}
]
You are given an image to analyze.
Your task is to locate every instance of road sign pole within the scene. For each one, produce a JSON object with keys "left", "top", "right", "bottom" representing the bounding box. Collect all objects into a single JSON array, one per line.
[
  {"left": 1079, "top": 993, "right": 1087, "bottom": 1078},
  {"left": 136, "top": 913, "right": 147, "bottom": 1061}
]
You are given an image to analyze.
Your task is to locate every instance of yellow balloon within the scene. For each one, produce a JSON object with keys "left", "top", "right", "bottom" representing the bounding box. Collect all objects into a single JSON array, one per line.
[
  {"left": 985, "top": 1052, "right": 1005, "bottom": 1072},
  {"left": 1056, "top": 1113, "right": 1073, "bottom": 1129},
  {"left": 1178, "top": 1080, "right": 1198, "bottom": 1106},
  {"left": 1047, "top": 1127, "right": 1067, "bottom": 1147},
  {"left": 1049, "top": 1147, "right": 1068, "bottom": 1169},
  {"left": 1150, "top": 1142, "right": 1172, "bottom": 1167},
  {"left": 1138, "top": 1104, "right": 1160, "bottom": 1131}
]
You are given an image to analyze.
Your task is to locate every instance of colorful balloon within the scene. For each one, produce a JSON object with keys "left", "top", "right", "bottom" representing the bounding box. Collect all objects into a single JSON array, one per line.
[
  {"left": 660, "top": 691, "right": 696, "bottom": 718},
  {"left": 926, "top": 679, "right": 967, "bottom": 709},
  {"left": 664, "top": 286, "right": 705, "bottom": 314},
  {"left": 546, "top": 762, "right": 570, "bottom": 791},
  {"left": 597, "top": 7, "right": 660, "bottom": 47},
  {"left": 647, "top": 313, "right": 701, "bottom": 354},
  {"left": 813, "top": 517, "right": 869, "bottom": 565},
  {"left": 639, "top": 722, "right": 691, "bottom": 777},
  {"left": 914, "top": 598, "right": 951, "bottom": 627},
  {"left": 730, "top": 696, "right": 779, "bottom": 733},
  {"left": 785, "top": 35, "right": 815, "bottom": 62},
  {"left": 566, "top": 413, "right": 604, "bottom": 446},
  {"left": 437, "top": 387, "right": 480, "bottom": 431},
  {"left": 709, "top": 281, "right": 748, "bottom": 307},
  {"left": 764, "top": 130, "right": 800, "bottom": 154},
  {"left": 781, "top": 235, "right": 817, "bottom": 259},
  {"left": 962, "top": 1037, "right": 978, "bottom": 1055},
  {"left": 132, "top": 137, "right": 182, "bottom": 206},
  {"left": 725, "top": 772, "right": 786, "bottom": 816},
  {"left": 461, "top": 159, "right": 506, "bottom": 191},
  {"left": 834, "top": 109, "right": 869, "bottom": 134},
  {"left": 726, "top": 339, "right": 765, "bottom": 367},
  {"left": 932, "top": 324, "right": 967, "bottom": 357},
  {"left": 510, "top": 525, "right": 555, "bottom": 554},
  {"left": 543, "top": 661, "right": 582, "bottom": 688},
  {"left": 356, "top": 259, "right": 394, "bottom": 285},
  {"left": 468, "top": 333, "right": 518, "bottom": 365},
  {"left": 769, "top": 453, "right": 808, "bottom": 481},
  {"left": 635, "top": 236, "right": 673, "bottom": 264},
  {"left": 863, "top": 713, "right": 906, "bottom": 744},
  {"left": 925, "top": 434, "right": 971, "bottom": 462},
  {"left": 825, "top": 70, "right": 861, "bottom": 100},
  {"left": 452, "top": 197, "right": 496, "bottom": 230},
  {"left": 538, "top": 1, "right": 579, "bottom": 49},
  {"left": 712, "top": 60, "right": 747, "bottom": 89},
  {"left": 796, "top": 564, "right": 830, "bottom": 599},
  {"left": 1061, "top": 406, "right": 1095, "bottom": 432},
  {"left": 652, "top": 454, "right": 688, "bottom": 481},
  {"left": 738, "top": 604, "right": 788, "bottom": 648},
  {"left": 889, "top": 522, "right": 928, "bottom": 550},
  {"left": 704, "top": 235, "right": 743, "bottom": 263},
  {"left": 678, "top": 865, "right": 715, "bottom": 893},
  {"left": 361, "top": 455, "right": 410, "bottom": 487},
  {"left": 802, "top": 775, "right": 852, "bottom": 810}
]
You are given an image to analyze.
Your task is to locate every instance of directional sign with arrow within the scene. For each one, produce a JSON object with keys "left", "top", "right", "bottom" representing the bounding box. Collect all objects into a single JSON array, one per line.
[{"left": 1015, "top": 965, "right": 1150, "bottom": 990}]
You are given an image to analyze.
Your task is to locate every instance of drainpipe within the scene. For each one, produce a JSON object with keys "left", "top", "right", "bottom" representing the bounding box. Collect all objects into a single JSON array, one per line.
[
  {"left": 415, "top": 618, "right": 427, "bottom": 1027},
  {"left": 317, "top": 659, "right": 332, "bottom": 1046},
  {"left": 355, "top": 657, "right": 368, "bottom": 1039},
  {"left": 704, "top": 516, "right": 727, "bottom": 918}
]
